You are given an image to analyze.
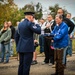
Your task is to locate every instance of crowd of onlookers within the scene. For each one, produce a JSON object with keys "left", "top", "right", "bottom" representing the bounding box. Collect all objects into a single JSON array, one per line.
[
  {"left": 0, "top": 8, "right": 75, "bottom": 75},
  {"left": 0, "top": 8, "right": 75, "bottom": 64},
  {"left": 31, "top": 9, "right": 75, "bottom": 66},
  {"left": 31, "top": 8, "right": 75, "bottom": 75}
]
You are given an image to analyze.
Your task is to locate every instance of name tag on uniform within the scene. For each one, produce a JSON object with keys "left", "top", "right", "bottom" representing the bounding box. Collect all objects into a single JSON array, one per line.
[{"left": 33, "top": 25, "right": 37, "bottom": 29}]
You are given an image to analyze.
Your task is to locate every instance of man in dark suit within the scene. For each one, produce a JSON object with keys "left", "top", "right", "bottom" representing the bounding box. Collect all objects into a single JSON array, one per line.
[{"left": 15, "top": 9, "right": 41, "bottom": 75}]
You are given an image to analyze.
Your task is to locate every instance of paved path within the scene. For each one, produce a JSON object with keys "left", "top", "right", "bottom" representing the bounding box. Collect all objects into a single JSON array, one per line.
[{"left": 0, "top": 54, "right": 75, "bottom": 75}]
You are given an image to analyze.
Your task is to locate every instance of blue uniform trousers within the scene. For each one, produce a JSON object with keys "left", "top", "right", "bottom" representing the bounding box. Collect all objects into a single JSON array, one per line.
[{"left": 18, "top": 52, "right": 33, "bottom": 75}]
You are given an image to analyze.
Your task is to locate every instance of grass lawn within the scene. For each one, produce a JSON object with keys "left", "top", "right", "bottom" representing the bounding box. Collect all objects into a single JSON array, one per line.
[{"left": 72, "top": 39, "right": 75, "bottom": 53}]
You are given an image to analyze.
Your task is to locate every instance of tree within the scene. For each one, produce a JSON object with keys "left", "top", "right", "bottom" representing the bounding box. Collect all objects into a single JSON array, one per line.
[
  {"left": 8, "top": 0, "right": 14, "bottom": 5},
  {"left": 22, "top": 4, "right": 34, "bottom": 11},
  {"left": 35, "top": 2, "right": 43, "bottom": 19},
  {"left": 0, "top": 1, "right": 43, "bottom": 29},
  {"left": 22, "top": 2, "right": 43, "bottom": 20},
  {"left": 0, "top": 0, "right": 22, "bottom": 28},
  {"left": 49, "top": 4, "right": 59, "bottom": 17}
]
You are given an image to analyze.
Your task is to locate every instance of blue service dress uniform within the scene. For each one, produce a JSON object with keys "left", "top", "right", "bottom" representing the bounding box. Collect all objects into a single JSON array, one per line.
[{"left": 15, "top": 19, "right": 41, "bottom": 75}]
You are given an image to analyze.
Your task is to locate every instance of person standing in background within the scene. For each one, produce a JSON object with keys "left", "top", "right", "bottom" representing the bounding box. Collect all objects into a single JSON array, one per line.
[
  {"left": 15, "top": 21, "right": 20, "bottom": 61},
  {"left": 0, "top": 22, "right": 11, "bottom": 63},
  {"left": 42, "top": 14, "right": 56, "bottom": 66},
  {"left": 8, "top": 21, "right": 15, "bottom": 57},
  {"left": 57, "top": 8, "right": 74, "bottom": 35},
  {"left": 31, "top": 33, "right": 39, "bottom": 65},
  {"left": 31, "top": 17, "right": 39, "bottom": 65},
  {"left": 39, "top": 18, "right": 45, "bottom": 53},
  {"left": 66, "top": 13, "right": 75, "bottom": 24},
  {"left": 66, "top": 13, "right": 75, "bottom": 57}
]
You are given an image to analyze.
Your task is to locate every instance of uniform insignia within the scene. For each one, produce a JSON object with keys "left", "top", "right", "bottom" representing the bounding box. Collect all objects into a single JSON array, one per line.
[{"left": 33, "top": 25, "right": 37, "bottom": 29}]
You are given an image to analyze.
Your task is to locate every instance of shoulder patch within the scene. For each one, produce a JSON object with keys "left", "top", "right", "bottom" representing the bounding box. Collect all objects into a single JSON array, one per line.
[{"left": 33, "top": 25, "right": 37, "bottom": 29}]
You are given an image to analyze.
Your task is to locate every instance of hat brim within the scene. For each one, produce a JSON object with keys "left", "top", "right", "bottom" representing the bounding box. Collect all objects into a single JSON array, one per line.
[{"left": 24, "top": 12, "right": 35, "bottom": 15}]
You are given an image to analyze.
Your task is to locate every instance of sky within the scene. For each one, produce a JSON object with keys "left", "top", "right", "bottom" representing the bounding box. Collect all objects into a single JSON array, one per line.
[{"left": 14, "top": 0, "right": 75, "bottom": 17}]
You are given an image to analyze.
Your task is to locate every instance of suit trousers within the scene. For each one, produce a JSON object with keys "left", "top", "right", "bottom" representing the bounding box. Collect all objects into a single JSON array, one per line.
[
  {"left": 18, "top": 52, "right": 33, "bottom": 75},
  {"left": 44, "top": 36, "right": 54, "bottom": 64}
]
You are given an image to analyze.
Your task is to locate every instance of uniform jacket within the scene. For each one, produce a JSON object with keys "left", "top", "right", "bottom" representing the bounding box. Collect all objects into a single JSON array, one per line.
[
  {"left": 51, "top": 22, "right": 68, "bottom": 48},
  {"left": 0, "top": 28, "right": 11, "bottom": 44},
  {"left": 15, "top": 19, "right": 41, "bottom": 53}
]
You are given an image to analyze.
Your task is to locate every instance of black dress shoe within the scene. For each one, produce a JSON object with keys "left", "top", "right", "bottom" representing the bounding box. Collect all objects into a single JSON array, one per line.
[{"left": 31, "top": 60, "right": 37, "bottom": 65}]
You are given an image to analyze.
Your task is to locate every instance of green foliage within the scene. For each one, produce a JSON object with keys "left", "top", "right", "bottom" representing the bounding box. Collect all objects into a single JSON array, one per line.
[
  {"left": 22, "top": 2, "right": 43, "bottom": 20},
  {"left": 72, "top": 39, "right": 75, "bottom": 52},
  {"left": 13, "top": 43, "right": 17, "bottom": 57},
  {"left": 0, "top": 2, "right": 15, "bottom": 27},
  {"left": 36, "top": 46, "right": 40, "bottom": 54},
  {"left": 0, "top": 0, "right": 24, "bottom": 29},
  {"left": 35, "top": 12, "right": 42, "bottom": 19},
  {"left": 22, "top": 4, "right": 34, "bottom": 12},
  {"left": 0, "top": 1, "right": 43, "bottom": 29},
  {"left": 35, "top": 2, "right": 43, "bottom": 19}
]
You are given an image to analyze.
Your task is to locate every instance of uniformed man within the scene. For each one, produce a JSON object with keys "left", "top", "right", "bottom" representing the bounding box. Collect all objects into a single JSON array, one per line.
[{"left": 15, "top": 7, "right": 41, "bottom": 75}]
